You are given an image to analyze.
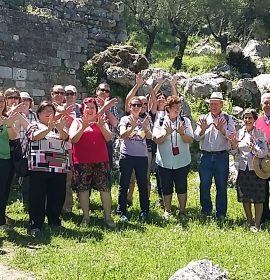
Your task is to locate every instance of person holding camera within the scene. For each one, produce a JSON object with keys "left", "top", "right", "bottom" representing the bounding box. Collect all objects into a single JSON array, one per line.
[{"left": 153, "top": 95, "right": 193, "bottom": 220}]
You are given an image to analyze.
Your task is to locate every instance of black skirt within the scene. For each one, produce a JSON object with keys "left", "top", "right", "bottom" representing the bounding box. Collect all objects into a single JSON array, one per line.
[{"left": 236, "top": 168, "right": 266, "bottom": 203}]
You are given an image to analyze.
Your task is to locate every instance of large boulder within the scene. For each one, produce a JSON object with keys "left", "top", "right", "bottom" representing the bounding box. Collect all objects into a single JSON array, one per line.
[
  {"left": 227, "top": 44, "right": 243, "bottom": 53},
  {"left": 231, "top": 78, "right": 261, "bottom": 107},
  {"left": 243, "top": 40, "right": 269, "bottom": 58},
  {"left": 183, "top": 73, "right": 232, "bottom": 98},
  {"left": 106, "top": 66, "right": 135, "bottom": 86},
  {"left": 242, "top": 40, "right": 269, "bottom": 74},
  {"left": 87, "top": 45, "right": 149, "bottom": 81},
  {"left": 169, "top": 259, "right": 229, "bottom": 280},
  {"left": 197, "top": 43, "right": 216, "bottom": 55},
  {"left": 253, "top": 74, "right": 270, "bottom": 94}
]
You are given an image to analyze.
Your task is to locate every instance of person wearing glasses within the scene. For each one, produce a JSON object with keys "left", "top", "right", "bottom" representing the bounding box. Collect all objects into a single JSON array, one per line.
[
  {"left": 117, "top": 97, "right": 152, "bottom": 221},
  {"left": 95, "top": 83, "right": 119, "bottom": 184},
  {"left": 4, "top": 88, "right": 22, "bottom": 114},
  {"left": 50, "top": 85, "right": 65, "bottom": 106},
  {"left": 0, "top": 91, "right": 19, "bottom": 230},
  {"left": 64, "top": 85, "right": 81, "bottom": 118},
  {"left": 61, "top": 85, "right": 80, "bottom": 214},
  {"left": 4, "top": 88, "right": 29, "bottom": 192},
  {"left": 124, "top": 73, "right": 157, "bottom": 207}
]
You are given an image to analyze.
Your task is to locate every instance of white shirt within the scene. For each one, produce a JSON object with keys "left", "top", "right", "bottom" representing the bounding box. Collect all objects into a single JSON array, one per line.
[
  {"left": 194, "top": 112, "right": 235, "bottom": 152},
  {"left": 152, "top": 115, "right": 193, "bottom": 169}
]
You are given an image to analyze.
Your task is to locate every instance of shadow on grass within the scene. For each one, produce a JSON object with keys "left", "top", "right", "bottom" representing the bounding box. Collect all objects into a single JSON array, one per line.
[{"left": 186, "top": 207, "right": 247, "bottom": 230}]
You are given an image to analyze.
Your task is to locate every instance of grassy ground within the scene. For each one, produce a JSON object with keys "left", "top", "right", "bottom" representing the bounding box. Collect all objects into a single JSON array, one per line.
[{"left": 1, "top": 172, "right": 270, "bottom": 279}]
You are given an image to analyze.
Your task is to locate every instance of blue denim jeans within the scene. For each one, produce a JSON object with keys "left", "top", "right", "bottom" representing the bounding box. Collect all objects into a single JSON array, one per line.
[
  {"left": 117, "top": 154, "right": 149, "bottom": 216},
  {"left": 199, "top": 151, "right": 229, "bottom": 218}
]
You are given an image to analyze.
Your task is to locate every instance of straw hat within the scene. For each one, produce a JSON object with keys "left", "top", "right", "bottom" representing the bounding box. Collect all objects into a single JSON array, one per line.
[
  {"left": 205, "top": 92, "right": 224, "bottom": 103},
  {"left": 253, "top": 157, "right": 270, "bottom": 179}
]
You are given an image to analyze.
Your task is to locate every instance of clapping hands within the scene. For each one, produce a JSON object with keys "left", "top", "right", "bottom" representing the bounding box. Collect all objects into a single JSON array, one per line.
[
  {"left": 47, "top": 115, "right": 67, "bottom": 131},
  {"left": 214, "top": 117, "right": 226, "bottom": 133},
  {"left": 198, "top": 118, "right": 210, "bottom": 133},
  {"left": 228, "top": 132, "right": 238, "bottom": 149}
]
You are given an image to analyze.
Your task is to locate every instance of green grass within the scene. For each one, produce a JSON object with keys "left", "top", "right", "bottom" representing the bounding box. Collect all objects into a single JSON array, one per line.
[{"left": 1, "top": 173, "right": 270, "bottom": 279}]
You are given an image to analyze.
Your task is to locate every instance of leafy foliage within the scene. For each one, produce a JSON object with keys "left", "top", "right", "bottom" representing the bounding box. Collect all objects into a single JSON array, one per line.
[{"left": 226, "top": 51, "right": 259, "bottom": 77}]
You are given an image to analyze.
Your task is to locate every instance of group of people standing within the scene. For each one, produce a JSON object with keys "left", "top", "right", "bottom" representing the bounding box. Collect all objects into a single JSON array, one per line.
[{"left": 0, "top": 75, "right": 270, "bottom": 236}]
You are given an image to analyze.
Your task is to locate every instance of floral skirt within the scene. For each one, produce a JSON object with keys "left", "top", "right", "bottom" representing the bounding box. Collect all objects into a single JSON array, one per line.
[
  {"left": 236, "top": 168, "right": 266, "bottom": 203},
  {"left": 72, "top": 162, "right": 110, "bottom": 192}
]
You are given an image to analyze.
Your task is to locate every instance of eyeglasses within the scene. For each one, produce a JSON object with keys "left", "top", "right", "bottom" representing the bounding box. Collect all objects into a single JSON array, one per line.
[
  {"left": 99, "top": 88, "right": 110, "bottom": 93},
  {"left": 7, "top": 96, "right": 20, "bottom": 100},
  {"left": 65, "top": 91, "right": 76, "bottom": 96},
  {"left": 142, "top": 102, "right": 148, "bottom": 105},
  {"left": 130, "top": 103, "right": 142, "bottom": 108},
  {"left": 53, "top": 91, "right": 65, "bottom": 96},
  {"left": 22, "top": 98, "right": 31, "bottom": 102}
]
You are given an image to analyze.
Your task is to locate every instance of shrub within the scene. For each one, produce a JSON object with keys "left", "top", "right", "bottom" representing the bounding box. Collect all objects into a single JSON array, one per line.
[{"left": 226, "top": 51, "right": 258, "bottom": 77}]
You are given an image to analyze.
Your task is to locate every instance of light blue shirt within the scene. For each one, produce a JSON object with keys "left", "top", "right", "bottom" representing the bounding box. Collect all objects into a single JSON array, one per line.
[{"left": 152, "top": 115, "right": 193, "bottom": 169}]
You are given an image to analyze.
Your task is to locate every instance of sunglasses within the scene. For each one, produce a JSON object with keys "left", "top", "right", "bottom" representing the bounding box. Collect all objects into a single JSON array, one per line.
[
  {"left": 65, "top": 91, "right": 76, "bottom": 96},
  {"left": 142, "top": 102, "right": 148, "bottom": 105},
  {"left": 7, "top": 96, "right": 20, "bottom": 100},
  {"left": 130, "top": 103, "right": 142, "bottom": 108},
  {"left": 99, "top": 88, "right": 110, "bottom": 93},
  {"left": 53, "top": 91, "right": 65, "bottom": 95}
]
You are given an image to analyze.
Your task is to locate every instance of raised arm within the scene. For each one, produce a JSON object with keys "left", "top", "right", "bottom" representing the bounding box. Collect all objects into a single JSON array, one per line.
[
  {"left": 69, "top": 117, "right": 88, "bottom": 144},
  {"left": 125, "top": 73, "right": 144, "bottom": 113},
  {"left": 96, "top": 114, "right": 113, "bottom": 142},
  {"left": 169, "top": 75, "right": 178, "bottom": 96}
]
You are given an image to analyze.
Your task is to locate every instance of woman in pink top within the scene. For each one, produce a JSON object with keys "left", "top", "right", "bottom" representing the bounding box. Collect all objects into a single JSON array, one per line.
[{"left": 69, "top": 97, "right": 115, "bottom": 228}]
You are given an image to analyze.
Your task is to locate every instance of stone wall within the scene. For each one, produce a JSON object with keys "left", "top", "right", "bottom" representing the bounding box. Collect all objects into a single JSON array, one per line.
[{"left": 0, "top": 0, "right": 126, "bottom": 103}]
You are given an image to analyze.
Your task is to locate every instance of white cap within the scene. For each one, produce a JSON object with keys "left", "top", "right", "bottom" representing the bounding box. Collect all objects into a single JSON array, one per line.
[
  {"left": 64, "top": 85, "right": 77, "bottom": 94},
  {"left": 20, "top": 92, "right": 33, "bottom": 101}
]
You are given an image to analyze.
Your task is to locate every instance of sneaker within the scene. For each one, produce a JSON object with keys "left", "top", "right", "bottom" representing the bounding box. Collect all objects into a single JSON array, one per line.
[
  {"left": 139, "top": 211, "right": 148, "bottom": 222},
  {"left": 250, "top": 225, "right": 261, "bottom": 233},
  {"left": 163, "top": 211, "right": 171, "bottom": 221},
  {"left": 120, "top": 215, "right": 128, "bottom": 222},
  {"left": 104, "top": 218, "right": 116, "bottom": 228},
  {"left": 30, "top": 228, "right": 41, "bottom": 237}
]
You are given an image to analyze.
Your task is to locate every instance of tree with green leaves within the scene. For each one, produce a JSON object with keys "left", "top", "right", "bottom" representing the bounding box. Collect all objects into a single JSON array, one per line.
[
  {"left": 122, "top": 0, "right": 164, "bottom": 61},
  {"left": 162, "top": 0, "right": 202, "bottom": 69}
]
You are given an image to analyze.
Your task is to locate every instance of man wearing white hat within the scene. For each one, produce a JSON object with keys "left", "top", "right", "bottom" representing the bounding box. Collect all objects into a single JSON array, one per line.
[
  {"left": 255, "top": 92, "right": 270, "bottom": 223},
  {"left": 194, "top": 92, "right": 235, "bottom": 219}
]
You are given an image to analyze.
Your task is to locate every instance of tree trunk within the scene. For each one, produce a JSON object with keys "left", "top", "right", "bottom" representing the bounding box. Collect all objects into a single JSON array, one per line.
[
  {"left": 144, "top": 29, "right": 157, "bottom": 62},
  {"left": 172, "top": 34, "right": 188, "bottom": 70},
  {"left": 218, "top": 34, "right": 228, "bottom": 54}
]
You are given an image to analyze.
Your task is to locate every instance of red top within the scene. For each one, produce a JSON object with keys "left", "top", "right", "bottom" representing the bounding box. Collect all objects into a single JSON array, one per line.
[
  {"left": 73, "top": 123, "right": 109, "bottom": 164},
  {"left": 255, "top": 117, "right": 270, "bottom": 143}
]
